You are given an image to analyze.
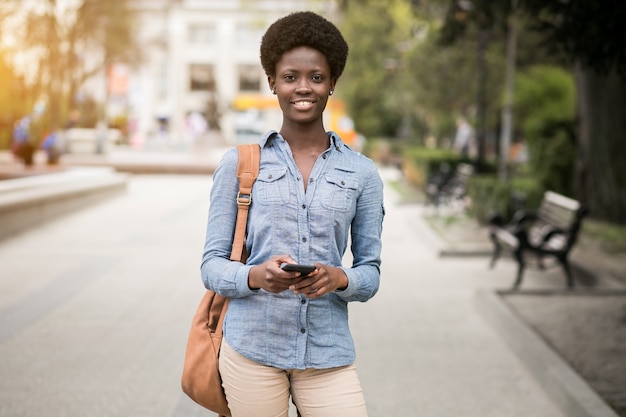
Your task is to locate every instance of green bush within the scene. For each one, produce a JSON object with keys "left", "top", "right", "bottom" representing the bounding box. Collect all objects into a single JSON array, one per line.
[
  {"left": 467, "top": 175, "right": 543, "bottom": 224},
  {"left": 515, "top": 65, "right": 576, "bottom": 196},
  {"left": 402, "top": 146, "right": 471, "bottom": 188}
]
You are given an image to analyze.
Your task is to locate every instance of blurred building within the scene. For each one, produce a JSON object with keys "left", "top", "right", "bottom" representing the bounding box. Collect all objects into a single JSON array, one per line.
[{"left": 126, "top": 0, "right": 341, "bottom": 146}]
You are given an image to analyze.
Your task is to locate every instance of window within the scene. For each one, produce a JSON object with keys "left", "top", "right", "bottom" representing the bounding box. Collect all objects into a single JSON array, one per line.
[
  {"left": 189, "top": 24, "right": 215, "bottom": 43},
  {"left": 236, "top": 22, "right": 264, "bottom": 44},
  {"left": 238, "top": 65, "right": 261, "bottom": 92},
  {"left": 190, "top": 64, "right": 215, "bottom": 91}
]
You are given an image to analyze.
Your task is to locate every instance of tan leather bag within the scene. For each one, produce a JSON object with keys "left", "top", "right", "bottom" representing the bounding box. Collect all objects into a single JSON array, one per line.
[{"left": 181, "top": 144, "right": 260, "bottom": 416}]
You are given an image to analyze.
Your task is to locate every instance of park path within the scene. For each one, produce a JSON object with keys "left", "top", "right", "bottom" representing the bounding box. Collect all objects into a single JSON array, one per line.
[{"left": 0, "top": 169, "right": 566, "bottom": 417}]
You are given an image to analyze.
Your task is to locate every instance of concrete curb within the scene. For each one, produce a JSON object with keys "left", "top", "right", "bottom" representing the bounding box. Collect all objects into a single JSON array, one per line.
[
  {"left": 59, "top": 147, "right": 229, "bottom": 175},
  {"left": 0, "top": 168, "right": 128, "bottom": 241},
  {"left": 474, "top": 288, "right": 620, "bottom": 417},
  {"left": 64, "top": 159, "right": 218, "bottom": 175},
  {"left": 439, "top": 245, "right": 492, "bottom": 257}
]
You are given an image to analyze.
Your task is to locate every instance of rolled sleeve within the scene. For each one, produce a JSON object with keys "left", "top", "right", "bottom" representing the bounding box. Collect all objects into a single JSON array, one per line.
[
  {"left": 337, "top": 166, "right": 384, "bottom": 302},
  {"left": 235, "top": 264, "right": 257, "bottom": 296}
]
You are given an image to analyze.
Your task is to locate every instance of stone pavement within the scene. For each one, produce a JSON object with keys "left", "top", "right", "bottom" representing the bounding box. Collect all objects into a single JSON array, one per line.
[{"left": 0, "top": 147, "right": 620, "bottom": 417}]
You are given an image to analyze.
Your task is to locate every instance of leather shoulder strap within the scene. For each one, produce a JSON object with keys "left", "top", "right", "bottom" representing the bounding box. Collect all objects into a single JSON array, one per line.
[{"left": 230, "top": 144, "right": 260, "bottom": 261}]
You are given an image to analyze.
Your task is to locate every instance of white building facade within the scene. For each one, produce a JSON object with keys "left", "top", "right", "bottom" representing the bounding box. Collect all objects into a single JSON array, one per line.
[{"left": 126, "top": 0, "right": 340, "bottom": 146}]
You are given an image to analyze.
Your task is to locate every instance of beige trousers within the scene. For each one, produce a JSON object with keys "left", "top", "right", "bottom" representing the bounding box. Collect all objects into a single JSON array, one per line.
[{"left": 219, "top": 340, "right": 368, "bottom": 417}]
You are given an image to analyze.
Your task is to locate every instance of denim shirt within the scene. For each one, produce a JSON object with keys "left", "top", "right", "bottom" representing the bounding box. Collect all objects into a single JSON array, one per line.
[{"left": 201, "top": 131, "right": 384, "bottom": 370}]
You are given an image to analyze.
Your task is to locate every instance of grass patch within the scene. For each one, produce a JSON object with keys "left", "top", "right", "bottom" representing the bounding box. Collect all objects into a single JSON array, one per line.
[
  {"left": 387, "top": 178, "right": 425, "bottom": 204},
  {"left": 581, "top": 219, "right": 626, "bottom": 253},
  {"left": 425, "top": 213, "right": 462, "bottom": 227}
]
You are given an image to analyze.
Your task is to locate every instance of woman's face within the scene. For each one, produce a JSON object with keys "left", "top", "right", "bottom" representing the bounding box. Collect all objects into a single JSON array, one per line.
[{"left": 269, "top": 46, "right": 336, "bottom": 127}]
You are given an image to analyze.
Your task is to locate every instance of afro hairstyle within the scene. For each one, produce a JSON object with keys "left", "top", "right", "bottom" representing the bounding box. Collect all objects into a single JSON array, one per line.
[{"left": 260, "top": 11, "right": 349, "bottom": 80}]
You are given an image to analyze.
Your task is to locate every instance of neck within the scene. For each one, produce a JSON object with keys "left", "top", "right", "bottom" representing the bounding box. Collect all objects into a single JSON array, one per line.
[{"left": 279, "top": 123, "right": 329, "bottom": 151}]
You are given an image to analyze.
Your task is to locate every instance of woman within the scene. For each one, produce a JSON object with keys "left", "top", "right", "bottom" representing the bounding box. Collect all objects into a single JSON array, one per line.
[{"left": 201, "top": 11, "right": 384, "bottom": 417}]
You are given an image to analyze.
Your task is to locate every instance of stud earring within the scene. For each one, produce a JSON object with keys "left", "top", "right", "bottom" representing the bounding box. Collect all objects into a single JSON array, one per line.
[
  {"left": 271, "top": 88, "right": 276, "bottom": 94},
  {"left": 329, "top": 90, "right": 334, "bottom": 96}
]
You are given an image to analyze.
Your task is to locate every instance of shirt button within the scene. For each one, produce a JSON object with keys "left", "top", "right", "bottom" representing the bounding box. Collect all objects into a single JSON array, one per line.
[
  {"left": 302, "top": 237, "right": 307, "bottom": 242},
  {"left": 341, "top": 181, "right": 345, "bottom": 185},
  {"left": 322, "top": 154, "right": 327, "bottom": 159},
  {"left": 309, "top": 178, "right": 314, "bottom": 183},
  {"left": 300, "top": 328, "right": 306, "bottom": 333},
  {"left": 301, "top": 299, "right": 306, "bottom": 304},
  {"left": 302, "top": 204, "right": 306, "bottom": 209},
  {"left": 268, "top": 174, "right": 273, "bottom": 179}
]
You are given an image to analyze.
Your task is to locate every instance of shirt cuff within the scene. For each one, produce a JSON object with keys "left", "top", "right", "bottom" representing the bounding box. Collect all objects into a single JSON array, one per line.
[
  {"left": 235, "top": 264, "right": 258, "bottom": 297},
  {"left": 335, "top": 267, "right": 356, "bottom": 298}
]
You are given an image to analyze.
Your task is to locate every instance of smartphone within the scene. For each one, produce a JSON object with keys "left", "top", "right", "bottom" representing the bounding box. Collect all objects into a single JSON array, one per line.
[{"left": 281, "top": 263, "right": 316, "bottom": 275}]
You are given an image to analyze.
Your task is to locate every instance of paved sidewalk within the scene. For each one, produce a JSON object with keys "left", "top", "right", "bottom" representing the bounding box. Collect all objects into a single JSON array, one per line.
[{"left": 0, "top": 165, "right": 581, "bottom": 417}]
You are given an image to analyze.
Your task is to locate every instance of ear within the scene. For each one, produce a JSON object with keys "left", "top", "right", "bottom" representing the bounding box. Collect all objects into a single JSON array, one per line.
[
  {"left": 330, "top": 78, "right": 338, "bottom": 93},
  {"left": 267, "top": 75, "right": 276, "bottom": 93}
]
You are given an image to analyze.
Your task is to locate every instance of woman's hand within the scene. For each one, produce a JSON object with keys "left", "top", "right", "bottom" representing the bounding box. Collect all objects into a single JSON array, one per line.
[
  {"left": 289, "top": 264, "right": 348, "bottom": 298},
  {"left": 248, "top": 255, "right": 307, "bottom": 293}
]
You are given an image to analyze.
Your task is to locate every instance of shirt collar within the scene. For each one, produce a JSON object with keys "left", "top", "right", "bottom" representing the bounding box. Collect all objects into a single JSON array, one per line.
[
  {"left": 260, "top": 130, "right": 346, "bottom": 152},
  {"left": 259, "top": 131, "right": 278, "bottom": 148},
  {"left": 327, "top": 131, "right": 345, "bottom": 152}
]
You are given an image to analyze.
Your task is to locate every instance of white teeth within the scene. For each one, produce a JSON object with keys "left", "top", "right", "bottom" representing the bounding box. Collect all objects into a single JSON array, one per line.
[{"left": 294, "top": 101, "right": 312, "bottom": 106}]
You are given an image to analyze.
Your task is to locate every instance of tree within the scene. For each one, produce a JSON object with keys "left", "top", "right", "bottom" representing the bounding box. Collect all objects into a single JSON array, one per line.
[
  {"left": 1, "top": 0, "right": 140, "bottom": 142},
  {"left": 340, "top": 0, "right": 421, "bottom": 138},
  {"left": 340, "top": 0, "right": 483, "bottom": 145},
  {"left": 0, "top": 51, "right": 33, "bottom": 149},
  {"left": 438, "top": 0, "right": 512, "bottom": 168},
  {"left": 406, "top": 22, "right": 505, "bottom": 149},
  {"left": 437, "top": 0, "right": 626, "bottom": 224},
  {"left": 514, "top": 65, "right": 576, "bottom": 195},
  {"left": 520, "top": 0, "right": 626, "bottom": 224}
]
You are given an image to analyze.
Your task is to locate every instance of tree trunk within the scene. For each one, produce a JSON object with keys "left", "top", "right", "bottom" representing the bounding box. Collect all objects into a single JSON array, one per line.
[
  {"left": 475, "top": 28, "right": 490, "bottom": 169},
  {"left": 498, "top": 0, "right": 518, "bottom": 182},
  {"left": 575, "top": 65, "right": 626, "bottom": 224}
]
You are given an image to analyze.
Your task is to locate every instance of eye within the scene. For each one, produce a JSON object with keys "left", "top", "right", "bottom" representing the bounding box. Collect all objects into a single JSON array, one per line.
[
  {"left": 283, "top": 74, "right": 296, "bottom": 81},
  {"left": 311, "top": 74, "right": 324, "bottom": 82}
]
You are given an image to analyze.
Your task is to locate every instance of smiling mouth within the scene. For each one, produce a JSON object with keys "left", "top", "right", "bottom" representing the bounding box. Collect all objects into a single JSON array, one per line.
[{"left": 292, "top": 100, "right": 315, "bottom": 107}]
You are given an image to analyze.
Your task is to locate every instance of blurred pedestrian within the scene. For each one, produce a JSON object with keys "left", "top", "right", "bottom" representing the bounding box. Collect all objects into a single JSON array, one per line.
[
  {"left": 184, "top": 111, "right": 208, "bottom": 145},
  {"left": 40, "top": 129, "right": 64, "bottom": 165},
  {"left": 12, "top": 116, "right": 35, "bottom": 166},
  {"left": 453, "top": 116, "right": 474, "bottom": 157},
  {"left": 201, "top": 11, "right": 384, "bottom": 417}
]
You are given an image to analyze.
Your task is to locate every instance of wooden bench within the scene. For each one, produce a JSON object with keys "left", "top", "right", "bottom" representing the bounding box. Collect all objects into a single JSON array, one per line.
[{"left": 488, "top": 190, "right": 588, "bottom": 289}]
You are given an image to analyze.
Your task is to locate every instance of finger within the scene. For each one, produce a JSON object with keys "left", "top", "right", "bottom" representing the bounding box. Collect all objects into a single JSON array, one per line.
[
  {"left": 279, "top": 255, "right": 297, "bottom": 264},
  {"left": 306, "top": 285, "right": 327, "bottom": 298},
  {"left": 290, "top": 276, "right": 316, "bottom": 291}
]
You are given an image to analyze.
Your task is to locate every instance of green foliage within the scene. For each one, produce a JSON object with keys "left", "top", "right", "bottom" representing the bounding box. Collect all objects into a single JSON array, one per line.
[
  {"left": 341, "top": 0, "right": 565, "bottom": 152},
  {"left": 467, "top": 174, "right": 543, "bottom": 224},
  {"left": 521, "top": 0, "right": 626, "bottom": 78},
  {"left": 439, "top": 0, "right": 510, "bottom": 45},
  {"left": 340, "top": 0, "right": 425, "bottom": 138},
  {"left": 340, "top": 1, "right": 394, "bottom": 137},
  {"left": 434, "top": 0, "right": 626, "bottom": 225},
  {"left": 402, "top": 146, "right": 470, "bottom": 187},
  {"left": 514, "top": 65, "right": 576, "bottom": 195},
  {"left": 407, "top": 26, "right": 506, "bottom": 141},
  {"left": 582, "top": 219, "right": 626, "bottom": 253}
]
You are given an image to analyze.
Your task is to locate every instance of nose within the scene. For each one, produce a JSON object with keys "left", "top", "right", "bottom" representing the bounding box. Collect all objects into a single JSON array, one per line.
[{"left": 295, "top": 78, "right": 312, "bottom": 93}]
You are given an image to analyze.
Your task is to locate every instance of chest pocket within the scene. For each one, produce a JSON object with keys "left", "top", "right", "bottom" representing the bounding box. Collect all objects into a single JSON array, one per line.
[
  {"left": 320, "top": 174, "right": 358, "bottom": 211},
  {"left": 255, "top": 167, "right": 289, "bottom": 205}
]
